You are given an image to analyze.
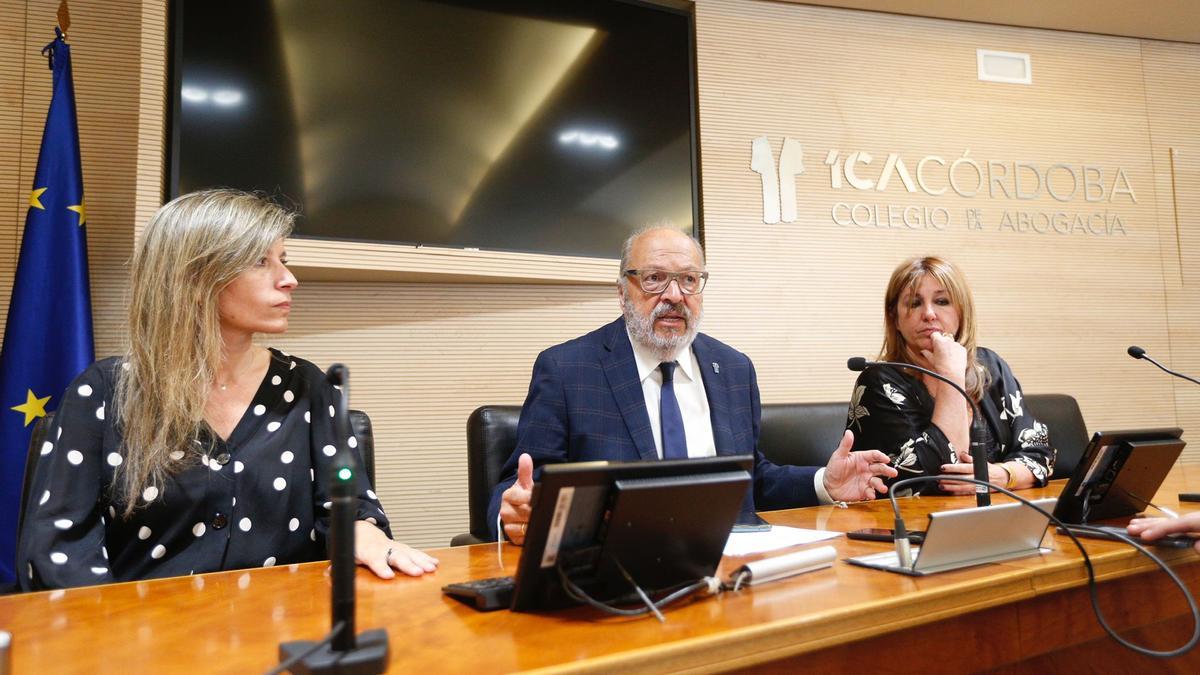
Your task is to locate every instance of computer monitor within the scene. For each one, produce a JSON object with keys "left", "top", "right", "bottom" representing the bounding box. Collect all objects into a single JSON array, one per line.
[
  {"left": 1053, "top": 428, "right": 1185, "bottom": 525},
  {"left": 510, "top": 455, "right": 753, "bottom": 612}
]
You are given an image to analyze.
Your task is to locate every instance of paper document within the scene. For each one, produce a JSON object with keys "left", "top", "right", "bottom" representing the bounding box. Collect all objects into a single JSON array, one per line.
[{"left": 723, "top": 525, "right": 841, "bottom": 557}]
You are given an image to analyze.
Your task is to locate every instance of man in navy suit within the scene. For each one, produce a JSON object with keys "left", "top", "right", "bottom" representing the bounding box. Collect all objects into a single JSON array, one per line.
[{"left": 489, "top": 226, "right": 896, "bottom": 543}]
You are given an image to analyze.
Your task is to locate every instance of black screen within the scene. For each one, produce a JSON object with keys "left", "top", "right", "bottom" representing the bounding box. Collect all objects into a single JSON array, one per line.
[{"left": 171, "top": 0, "right": 698, "bottom": 258}]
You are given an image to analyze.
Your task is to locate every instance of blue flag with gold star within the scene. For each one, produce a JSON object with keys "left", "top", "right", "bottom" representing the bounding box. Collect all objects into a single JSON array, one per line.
[{"left": 0, "top": 27, "right": 94, "bottom": 585}]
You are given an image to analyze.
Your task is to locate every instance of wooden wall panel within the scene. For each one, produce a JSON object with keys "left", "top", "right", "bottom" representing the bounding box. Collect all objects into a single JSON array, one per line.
[
  {"left": 2, "top": 0, "right": 1198, "bottom": 548},
  {"left": 694, "top": 0, "right": 1194, "bottom": 462},
  {"left": 1142, "top": 40, "right": 1200, "bottom": 463}
]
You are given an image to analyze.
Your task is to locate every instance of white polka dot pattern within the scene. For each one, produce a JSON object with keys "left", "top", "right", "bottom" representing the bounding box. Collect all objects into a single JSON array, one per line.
[
  {"left": 271, "top": 375, "right": 282, "bottom": 386},
  {"left": 138, "top": 526, "right": 152, "bottom": 540},
  {"left": 348, "top": 436, "right": 358, "bottom": 449},
  {"left": 322, "top": 445, "right": 336, "bottom": 457},
  {"left": 169, "top": 450, "right": 185, "bottom": 461},
  {"left": 263, "top": 557, "right": 276, "bottom": 567},
  {"left": 253, "top": 404, "right": 266, "bottom": 416},
  {"left": 40, "top": 490, "right": 50, "bottom": 505},
  {"left": 273, "top": 477, "right": 287, "bottom": 491},
  {"left": 234, "top": 461, "right": 245, "bottom": 473},
  {"left": 239, "top": 517, "right": 252, "bottom": 532},
  {"left": 280, "top": 451, "right": 294, "bottom": 464},
  {"left": 50, "top": 552, "right": 68, "bottom": 565},
  {"left": 67, "top": 450, "right": 83, "bottom": 465},
  {"left": 267, "top": 421, "right": 281, "bottom": 432},
  {"left": 283, "top": 390, "right": 294, "bottom": 403},
  {"left": 143, "top": 486, "right": 159, "bottom": 502},
  {"left": 78, "top": 384, "right": 93, "bottom": 397},
  {"left": 95, "top": 404, "right": 105, "bottom": 420},
  {"left": 53, "top": 519, "right": 72, "bottom": 530},
  {"left": 193, "top": 522, "right": 206, "bottom": 537},
  {"left": 151, "top": 545, "right": 166, "bottom": 559},
  {"left": 40, "top": 441, "right": 53, "bottom": 456},
  {"left": 106, "top": 452, "right": 122, "bottom": 467},
  {"left": 288, "top": 518, "right": 300, "bottom": 532}
]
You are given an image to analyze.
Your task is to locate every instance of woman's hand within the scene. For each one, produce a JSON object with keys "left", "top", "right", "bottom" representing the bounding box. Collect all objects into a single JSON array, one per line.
[
  {"left": 354, "top": 520, "right": 439, "bottom": 578},
  {"left": 922, "top": 331, "right": 967, "bottom": 386},
  {"left": 937, "top": 459, "right": 1005, "bottom": 494},
  {"left": 938, "top": 458, "right": 1032, "bottom": 493}
]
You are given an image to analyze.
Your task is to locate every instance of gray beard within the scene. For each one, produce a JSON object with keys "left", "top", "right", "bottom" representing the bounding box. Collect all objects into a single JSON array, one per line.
[{"left": 622, "top": 295, "right": 702, "bottom": 362}]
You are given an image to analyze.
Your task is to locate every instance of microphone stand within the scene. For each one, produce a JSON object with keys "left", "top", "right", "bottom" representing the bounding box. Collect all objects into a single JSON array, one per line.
[
  {"left": 277, "top": 364, "right": 389, "bottom": 674},
  {"left": 1127, "top": 346, "right": 1200, "bottom": 386},
  {"left": 848, "top": 357, "right": 991, "bottom": 508}
]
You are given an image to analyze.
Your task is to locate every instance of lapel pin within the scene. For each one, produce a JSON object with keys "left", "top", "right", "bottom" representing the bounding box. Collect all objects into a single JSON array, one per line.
[{"left": 712, "top": 362, "right": 720, "bottom": 374}]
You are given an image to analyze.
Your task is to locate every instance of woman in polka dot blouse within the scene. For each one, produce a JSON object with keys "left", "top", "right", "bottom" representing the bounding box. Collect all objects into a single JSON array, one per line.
[{"left": 17, "top": 189, "right": 437, "bottom": 590}]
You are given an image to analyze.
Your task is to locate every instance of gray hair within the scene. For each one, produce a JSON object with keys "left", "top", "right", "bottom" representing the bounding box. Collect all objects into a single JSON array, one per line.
[{"left": 617, "top": 222, "right": 705, "bottom": 286}]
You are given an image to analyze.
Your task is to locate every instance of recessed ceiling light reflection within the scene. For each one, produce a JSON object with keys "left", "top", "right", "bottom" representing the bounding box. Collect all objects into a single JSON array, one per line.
[
  {"left": 558, "top": 129, "right": 619, "bottom": 151},
  {"left": 212, "top": 89, "right": 245, "bottom": 107},
  {"left": 180, "top": 86, "right": 209, "bottom": 103}
]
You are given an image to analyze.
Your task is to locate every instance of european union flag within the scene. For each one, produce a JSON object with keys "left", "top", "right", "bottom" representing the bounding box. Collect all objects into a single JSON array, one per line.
[{"left": 0, "top": 27, "right": 94, "bottom": 585}]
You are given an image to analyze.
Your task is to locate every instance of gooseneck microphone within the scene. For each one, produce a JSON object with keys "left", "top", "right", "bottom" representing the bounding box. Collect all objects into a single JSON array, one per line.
[
  {"left": 1128, "top": 346, "right": 1200, "bottom": 386},
  {"left": 276, "top": 364, "right": 388, "bottom": 674},
  {"left": 848, "top": 357, "right": 991, "bottom": 508}
]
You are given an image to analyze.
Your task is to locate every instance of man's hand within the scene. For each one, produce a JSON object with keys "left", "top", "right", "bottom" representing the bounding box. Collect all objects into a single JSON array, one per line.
[
  {"left": 822, "top": 430, "right": 897, "bottom": 502},
  {"left": 500, "top": 453, "right": 535, "bottom": 545}
]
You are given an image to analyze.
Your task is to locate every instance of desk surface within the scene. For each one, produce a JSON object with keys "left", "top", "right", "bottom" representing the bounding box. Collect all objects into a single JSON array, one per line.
[{"left": 3, "top": 466, "right": 1199, "bottom": 673}]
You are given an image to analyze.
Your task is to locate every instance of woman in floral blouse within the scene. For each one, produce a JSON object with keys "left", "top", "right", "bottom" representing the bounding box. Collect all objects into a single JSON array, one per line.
[{"left": 847, "top": 256, "right": 1055, "bottom": 496}]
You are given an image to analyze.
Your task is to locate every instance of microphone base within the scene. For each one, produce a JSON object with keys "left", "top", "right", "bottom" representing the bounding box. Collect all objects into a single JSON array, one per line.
[{"left": 279, "top": 627, "right": 389, "bottom": 674}]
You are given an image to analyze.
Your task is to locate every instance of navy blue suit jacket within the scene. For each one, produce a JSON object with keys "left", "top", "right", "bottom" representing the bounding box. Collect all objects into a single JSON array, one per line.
[{"left": 486, "top": 317, "right": 819, "bottom": 539}]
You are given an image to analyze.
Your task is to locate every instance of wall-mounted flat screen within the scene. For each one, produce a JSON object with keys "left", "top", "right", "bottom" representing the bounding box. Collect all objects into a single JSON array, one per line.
[{"left": 170, "top": 0, "right": 698, "bottom": 258}]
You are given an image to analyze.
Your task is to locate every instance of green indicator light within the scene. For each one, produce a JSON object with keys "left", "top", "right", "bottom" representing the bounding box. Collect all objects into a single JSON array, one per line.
[{"left": 337, "top": 467, "right": 353, "bottom": 481}]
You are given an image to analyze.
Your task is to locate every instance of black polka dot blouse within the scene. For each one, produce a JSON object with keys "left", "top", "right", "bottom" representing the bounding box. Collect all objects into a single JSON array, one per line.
[{"left": 17, "top": 348, "right": 390, "bottom": 591}]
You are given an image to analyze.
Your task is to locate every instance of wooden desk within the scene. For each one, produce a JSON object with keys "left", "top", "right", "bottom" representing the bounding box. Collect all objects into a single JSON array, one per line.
[{"left": 3, "top": 468, "right": 1200, "bottom": 673}]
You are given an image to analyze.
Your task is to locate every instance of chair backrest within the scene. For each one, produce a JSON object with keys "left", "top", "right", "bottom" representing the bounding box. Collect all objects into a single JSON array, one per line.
[
  {"left": 1022, "top": 394, "right": 1088, "bottom": 480},
  {"left": 759, "top": 395, "right": 1089, "bottom": 481},
  {"left": 17, "top": 411, "right": 56, "bottom": 539},
  {"left": 758, "top": 402, "right": 848, "bottom": 468},
  {"left": 450, "top": 395, "right": 1088, "bottom": 545},
  {"left": 458, "top": 405, "right": 522, "bottom": 545},
  {"left": 348, "top": 408, "right": 375, "bottom": 489}
]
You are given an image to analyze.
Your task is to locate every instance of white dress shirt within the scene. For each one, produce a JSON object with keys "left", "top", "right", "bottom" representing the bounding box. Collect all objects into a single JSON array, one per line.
[{"left": 625, "top": 329, "right": 834, "bottom": 503}]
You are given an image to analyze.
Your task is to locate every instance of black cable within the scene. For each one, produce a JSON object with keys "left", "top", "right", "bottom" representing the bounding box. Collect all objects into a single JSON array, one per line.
[
  {"left": 264, "top": 620, "right": 346, "bottom": 675},
  {"left": 888, "top": 476, "right": 1200, "bottom": 658},
  {"left": 555, "top": 564, "right": 710, "bottom": 618}
]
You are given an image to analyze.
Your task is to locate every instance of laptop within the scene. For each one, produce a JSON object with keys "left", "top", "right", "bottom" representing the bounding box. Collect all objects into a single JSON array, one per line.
[{"left": 846, "top": 498, "right": 1056, "bottom": 576}]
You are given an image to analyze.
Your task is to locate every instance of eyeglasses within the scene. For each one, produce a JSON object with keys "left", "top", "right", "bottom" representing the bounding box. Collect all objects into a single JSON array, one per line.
[{"left": 623, "top": 269, "right": 709, "bottom": 295}]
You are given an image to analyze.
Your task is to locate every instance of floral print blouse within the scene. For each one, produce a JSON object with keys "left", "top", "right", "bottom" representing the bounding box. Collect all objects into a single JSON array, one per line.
[{"left": 847, "top": 347, "right": 1055, "bottom": 495}]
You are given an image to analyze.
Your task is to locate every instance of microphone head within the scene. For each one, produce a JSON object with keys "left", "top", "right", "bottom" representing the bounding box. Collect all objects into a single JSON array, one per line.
[
  {"left": 847, "top": 357, "right": 868, "bottom": 372},
  {"left": 1127, "top": 346, "right": 1146, "bottom": 360},
  {"left": 325, "top": 363, "right": 349, "bottom": 386}
]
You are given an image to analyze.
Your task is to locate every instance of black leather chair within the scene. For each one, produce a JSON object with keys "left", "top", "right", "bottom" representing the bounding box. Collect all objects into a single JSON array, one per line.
[
  {"left": 453, "top": 405, "right": 521, "bottom": 546},
  {"left": 758, "top": 402, "right": 849, "bottom": 468},
  {"left": 449, "top": 395, "right": 1089, "bottom": 545},
  {"left": 1024, "top": 393, "right": 1088, "bottom": 480},
  {"left": 348, "top": 409, "right": 376, "bottom": 489}
]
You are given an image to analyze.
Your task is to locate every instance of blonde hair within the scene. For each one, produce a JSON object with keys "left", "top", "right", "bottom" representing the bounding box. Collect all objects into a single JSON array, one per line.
[
  {"left": 880, "top": 256, "right": 989, "bottom": 402},
  {"left": 114, "top": 189, "right": 294, "bottom": 514}
]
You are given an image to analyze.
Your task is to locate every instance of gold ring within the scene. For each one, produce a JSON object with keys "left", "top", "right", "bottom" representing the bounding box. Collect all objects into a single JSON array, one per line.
[{"left": 520, "top": 522, "right": 528, "bottom": 535}]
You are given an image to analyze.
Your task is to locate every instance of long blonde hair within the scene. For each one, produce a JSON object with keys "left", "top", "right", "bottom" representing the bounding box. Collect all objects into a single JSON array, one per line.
[
  {"left": 114, "top": 189, "right": 294, "bottom": 514},
  {"left": 880, "top": 256, "right": 989, "bottom": 402}
]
